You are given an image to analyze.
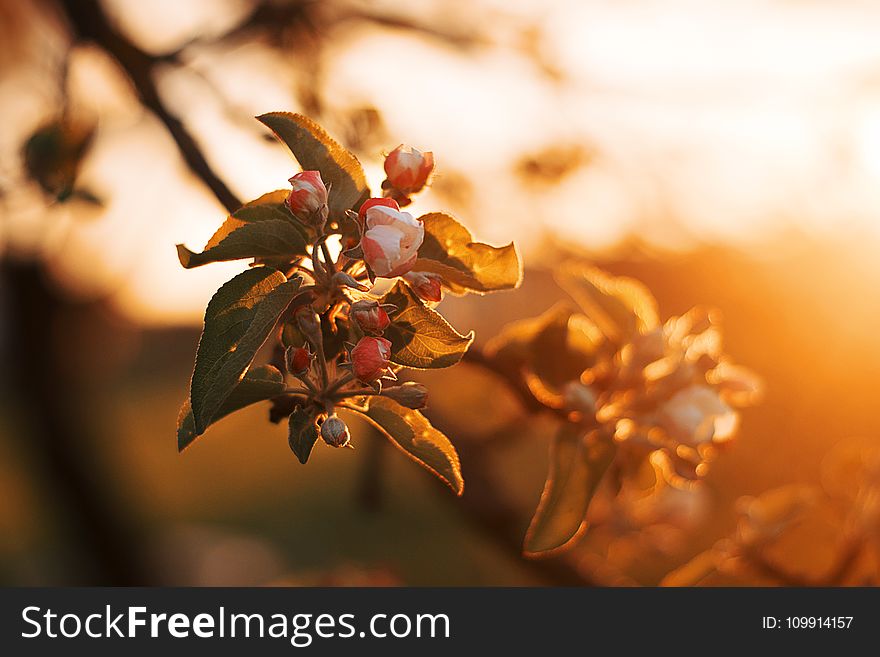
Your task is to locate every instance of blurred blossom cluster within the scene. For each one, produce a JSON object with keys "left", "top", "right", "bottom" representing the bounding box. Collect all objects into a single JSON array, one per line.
[{"left": 484, "top": 264, "right": 760, "bottom": 555}]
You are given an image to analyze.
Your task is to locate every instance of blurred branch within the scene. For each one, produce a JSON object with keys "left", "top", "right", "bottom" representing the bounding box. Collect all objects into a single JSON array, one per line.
[
  {"left": 2, "top": 259, "right": 151, "bottom": 585},
  {"left": 220, "top": 1, "right": 486, "bottom": 51},
  {"left": 59, "top": 0, "right": 242, "bottom": 213}
]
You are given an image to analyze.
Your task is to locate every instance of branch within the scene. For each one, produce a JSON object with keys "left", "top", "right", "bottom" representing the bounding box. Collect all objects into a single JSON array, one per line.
[{"left": 60, "top": 0, "right": 242, "bottom": 213}]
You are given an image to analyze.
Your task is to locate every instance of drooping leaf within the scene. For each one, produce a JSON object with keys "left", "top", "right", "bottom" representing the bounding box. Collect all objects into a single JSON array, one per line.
[
  {"left": 414, "top": 213, "right": 522, "bottom": 294},
  {"left": 288, "top": 406, "right": 320, "bottom": 464},
  {"left": 380, "top": 281, "right": 474, "bottom": 369},
  {"left": 349, "top": 397, "right": 463, "bottom": 495},
  {"left": 257, "top": 112, "right": 370, "bottom": 219},
  {"left": 555, "top": 264, "right": 658, "bottom": 343},
  {"left": 190, "top": 268, "right": 300, "bottom": 433},
  {"left": 177, "top": 219, "right": 309, "bottom": 269},
  {"left": 177, "top": 365, "right": 285, "bottom": 451},
  {"left": 523, "top": 425, "right": 616, "bottom": 557},
  {"left": 485, "top": 303, "right": 604, "bottom": 392}
]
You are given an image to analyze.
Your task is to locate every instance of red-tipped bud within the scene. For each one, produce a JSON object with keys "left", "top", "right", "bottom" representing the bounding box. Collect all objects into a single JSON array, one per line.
[
  {"left": 358, "top": 197, "right": 399, "bottom": 223},
  {"left": 384, "top": 145, "right": 434, "bottom": 195},
  {"left": 351, "top": 336, "right": 392, "bottom": 382},
  {"left": 403, "top": 271, "right": 442, "bottom": 302},
  {"left": 286, "top": 170, "right": 329, "bottom": 226},
  {"left": 350, "top": 299, "right": 391, "bottom": 335},
  {"left": 285, "top": 345, "right": 312, "bottom": 375},
  {"left": 321, "top": 414, "right": 350, "bottom": 448},
  {"left": 381, "top": 382, "right": 428, "bottom": 410}
]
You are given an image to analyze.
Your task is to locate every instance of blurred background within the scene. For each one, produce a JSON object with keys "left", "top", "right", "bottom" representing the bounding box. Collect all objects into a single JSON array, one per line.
[{"left": 2, "top": 0, "right": 880, "bottom": 586}]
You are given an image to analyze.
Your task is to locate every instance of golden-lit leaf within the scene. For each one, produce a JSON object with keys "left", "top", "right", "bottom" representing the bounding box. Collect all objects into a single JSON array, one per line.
[
  {"left": 659, "top": 549, "right": 719, "bottom": 587},
  {"left": 177, "top": 220, "right": 309, "bottom": 269},
  {"left": 381, "top": 281, "right": 474, "bottom": 369},
  {"left": 190, "top": 268, "right": 300, "bottom": 433},
  {"left": 524, "top": 425, "right": 616, "bottom": 557},
  {"left": 177, "top": 191, "right": 309, "bottom": 269},
  {"left": 414, "top": 213, "right": 522, "bottom": 294},
  {"left": 177, "top": 365, "right": 285, "bottom": 451},
  {"left": 231, "top": 189, "right": 292, "bottom": 223},
  {"left": 351, "top": 397, "right": 463, "bottom": 495},
  {"left": 556, "top": 264, "right": 658, "bottom": 342},
  {"left": 258, "top": 112, "right": 370, "bottom": 219},
  {"left": 288, "top": 406, "right": 320, "bottom": 464}
]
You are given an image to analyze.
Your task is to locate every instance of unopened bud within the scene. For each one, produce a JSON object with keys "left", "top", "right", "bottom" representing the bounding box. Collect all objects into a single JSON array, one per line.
[
  {"left": 350, "top": 299, "right": 391, "bottom": 335},
  {"left": 351, "top": 336, "right": 393, "bottom": 382},
  {"left": 286, "top": 170, "right": 329, "bottom": 227},
  {"left": 358, "top": 197, "right": 399, "bottom": 223},
  {"left": 384, "top": 145, "right": 434, "bottom": 196},
  {"left": 295, "top": 306, "right": 323, "bottom": 347},
  {"left": 285, "top": 345, "right": 312, "bottom": 375},
  {"left": 381, "top": 382, "right": 428, "bottom": 410},
  {"left": 321, "top": 414, "right": 350, "bottom": 448},
  {"left": 403, "top": 271, "right": 442, "bottom": 302}
]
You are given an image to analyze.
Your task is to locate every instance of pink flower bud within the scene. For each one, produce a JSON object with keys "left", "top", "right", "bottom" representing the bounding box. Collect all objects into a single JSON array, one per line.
[
  {"left": 321, "top": 414, "right": 351, "bottom": 448},
  {"left": 286, "top": 170, "right": 329, "bottom": 225},
  {"left": 350, "top": 299, "right": 391, "bottom": 335},
  {"left": 403, "top": 271, "right": 442, "bottom": 302},
  {"left": 361, "top": 206, "right": 424, "bottom": 278},
  {"left": 285, "top": 346, "right": 312, "bottom": 375},
  {"left": 384, "top": 144, "right": 434, "bottom": 195},
  {"left": 351, "top": 336, "right": 392, "bottom": 382},
  {"left": 358, "top": 197, "right": 399, "bottom": 223},
  {"left": 381, "top": 382, "right": 428, "bottom": 410}
]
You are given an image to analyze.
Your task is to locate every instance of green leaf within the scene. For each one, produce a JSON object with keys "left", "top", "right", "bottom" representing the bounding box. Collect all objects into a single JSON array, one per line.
[
  {"left": 555, "top": 264, "right": 658, "bottom": 342},
  {"left": 523, "top": 425, "right": 616, "bottom": 557},
  {"left": 177, "top": 364, "right": 285, "bottom": 451},
  {"left": 257, "top": 112, "right": 370, "bottom": 219},
  {"left": 177, "top": 191, "right": 309, "bottom": 269},
  {"left": 190, "top": 268, "right": 301, "bottom": 434},
  {"left": 231, "top": 190, "right": 291, "bottom": 223},
  {"left": 177, "top": 219, "right": 309, "bottom": 269},
  {"left": 381, "top": 281, "right": 474, "bottom": 369},
  {"left": 349, "top": 397, "right": 463, "bottom": 495},
  {"left": 414, "top": 213, "right": 522, "bottom": 294},
  {"left": 288, "top": 406, "right": 320, "bottom": 464}
]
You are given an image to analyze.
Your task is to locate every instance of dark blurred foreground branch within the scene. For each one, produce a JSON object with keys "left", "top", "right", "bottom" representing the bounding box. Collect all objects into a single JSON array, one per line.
[
  {"left": 2, "top": 259, "right": 150, "bottom": 584},
  {"left": 60, "top": 0, "right": 242, "bottom": 213}
]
